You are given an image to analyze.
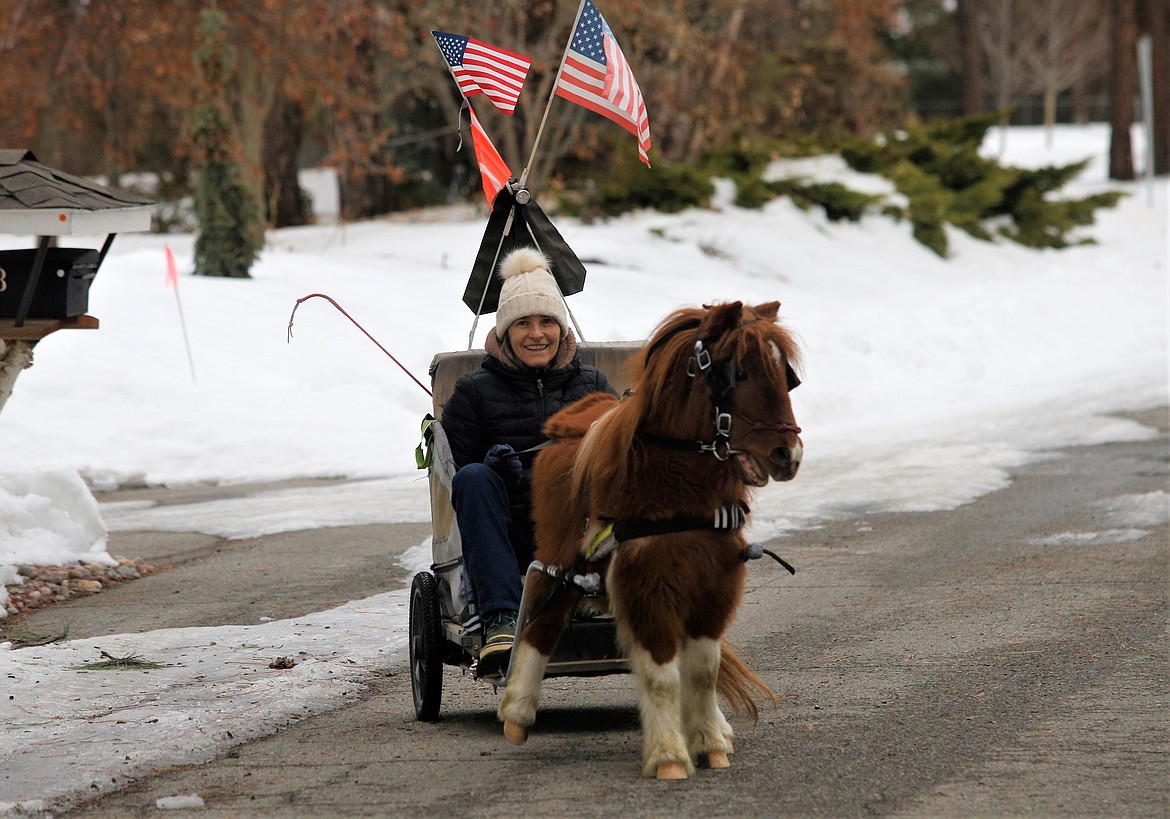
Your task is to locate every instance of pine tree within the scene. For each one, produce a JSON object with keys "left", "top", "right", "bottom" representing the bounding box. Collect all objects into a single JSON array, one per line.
[{"left": 190, "top": 7, "right": 263, "bottom": 278}]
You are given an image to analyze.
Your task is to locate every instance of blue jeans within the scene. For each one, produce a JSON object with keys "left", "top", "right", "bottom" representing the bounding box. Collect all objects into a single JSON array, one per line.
[{"left": 450, "top": 463, "right": 535, "bottom": 618}]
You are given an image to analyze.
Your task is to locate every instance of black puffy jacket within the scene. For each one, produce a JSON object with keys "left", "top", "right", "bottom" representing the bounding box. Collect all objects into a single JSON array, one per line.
[{"left": 441, "top": 347, "right": 614, "bottom": 518}]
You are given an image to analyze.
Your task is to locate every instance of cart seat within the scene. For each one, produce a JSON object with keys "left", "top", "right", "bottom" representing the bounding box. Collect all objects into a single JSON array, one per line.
[{"left": 428, "top": 340, "right": 642, "bottom": 416}]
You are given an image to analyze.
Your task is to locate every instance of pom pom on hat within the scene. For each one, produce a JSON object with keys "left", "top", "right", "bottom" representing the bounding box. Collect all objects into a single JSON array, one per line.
[{"left": 495, "top": 247, "right": 569, "bottom": 337}]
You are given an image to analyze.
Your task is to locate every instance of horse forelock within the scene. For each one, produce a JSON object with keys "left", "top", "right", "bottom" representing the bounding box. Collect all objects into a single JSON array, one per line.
[
  {"left": 635, "top": 303, "right": 799, "bottom": 408},
  {"left": 721, "top": 307, "right": 800, "bottom": 383}
]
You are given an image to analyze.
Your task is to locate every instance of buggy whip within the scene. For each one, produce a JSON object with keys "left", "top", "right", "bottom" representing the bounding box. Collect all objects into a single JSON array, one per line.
[{"left": 287, "top": 293, "right": 431, "bottom": 397}]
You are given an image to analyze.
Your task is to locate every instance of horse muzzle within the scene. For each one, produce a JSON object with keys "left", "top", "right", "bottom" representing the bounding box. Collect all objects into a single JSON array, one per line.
[
  {"left": 768, "top": 440, "right": 802, "bottom": 482},
  {"left": 733, "top": 439, "right": 801, "bottom": 486}
]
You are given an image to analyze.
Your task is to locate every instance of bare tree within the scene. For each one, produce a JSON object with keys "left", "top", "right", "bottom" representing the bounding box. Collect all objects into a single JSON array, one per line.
[
  {"left": 684, "top": 0, "right": 748, "bottom": 163},
  {"left": 1019, "top": 0, "right": 1109, "bottom": 146},
  {"left": 1109, "top": 0, "right": 1137, "bottom": 179},
  {"left": 956, "top": 0, "right": 987, "bottom": 115},
  {"left": 1142, "top": 0, "right": 1169, "bottom": 174},
  {"left": 977, "top": 0, "right": 1028, "bottom": 122}
]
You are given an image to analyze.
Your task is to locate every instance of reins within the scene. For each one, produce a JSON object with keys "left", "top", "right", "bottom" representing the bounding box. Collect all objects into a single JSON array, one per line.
[{"left": 734, "top": 411, "right": 803, "bottom": 436}]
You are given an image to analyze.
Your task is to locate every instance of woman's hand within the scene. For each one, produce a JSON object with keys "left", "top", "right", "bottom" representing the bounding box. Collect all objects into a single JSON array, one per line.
[{"left": 484, "top": 444, "right": 522, "bottom": 486}]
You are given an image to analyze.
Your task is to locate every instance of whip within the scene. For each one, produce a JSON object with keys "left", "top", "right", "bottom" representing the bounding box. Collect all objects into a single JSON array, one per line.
[{"left": 287, "top": 293, "right": 432, "bottom": 397}]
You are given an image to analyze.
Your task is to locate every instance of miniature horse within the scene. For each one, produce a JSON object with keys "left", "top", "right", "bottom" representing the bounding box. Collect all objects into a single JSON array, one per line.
[{"left": 498, "top": 301, "right": 802, "bottom": 780}]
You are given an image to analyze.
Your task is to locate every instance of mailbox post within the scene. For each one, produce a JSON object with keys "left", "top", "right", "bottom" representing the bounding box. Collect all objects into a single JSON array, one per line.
[{"left": 0, "top": 149, "right": 153, "bottom": 417}]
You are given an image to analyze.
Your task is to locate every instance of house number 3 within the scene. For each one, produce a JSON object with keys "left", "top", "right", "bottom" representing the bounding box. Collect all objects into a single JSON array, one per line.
[{"left": 0, "top": 266, "right": 7, "bottom": 293}]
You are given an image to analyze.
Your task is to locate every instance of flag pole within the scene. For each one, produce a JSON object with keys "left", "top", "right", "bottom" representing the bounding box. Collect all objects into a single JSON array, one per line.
[
  {"left": 518, "top": 0, "right": 586, "bottom": 188},
  {"left": 173, "top": 287, "right": 197, "bottom": 384},
  {"left": 164, "top": 246, "right": 197, "bottom": 384}
]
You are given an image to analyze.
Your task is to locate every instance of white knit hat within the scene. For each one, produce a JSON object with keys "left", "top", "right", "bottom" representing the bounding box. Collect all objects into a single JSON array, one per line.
[{"left": 494, "top": 247, "right": 569, "bottom": 337}]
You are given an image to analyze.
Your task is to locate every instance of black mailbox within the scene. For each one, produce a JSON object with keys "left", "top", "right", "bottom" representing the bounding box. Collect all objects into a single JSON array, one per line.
[{"left": 0, "top": 248, "right": 100, "bottom": 319}]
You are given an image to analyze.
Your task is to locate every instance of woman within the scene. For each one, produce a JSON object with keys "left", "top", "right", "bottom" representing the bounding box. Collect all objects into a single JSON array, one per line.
[{"left": 442, "top": 247, "right": 616, "bottom": 677}]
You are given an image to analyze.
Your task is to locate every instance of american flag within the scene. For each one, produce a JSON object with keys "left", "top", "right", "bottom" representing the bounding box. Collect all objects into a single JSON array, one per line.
[
  {"left": 432, "top": 31, "right": 532, "bottom": 115},
  {"left": 554, "top": 0, "right": 651, "bottom": 166}
]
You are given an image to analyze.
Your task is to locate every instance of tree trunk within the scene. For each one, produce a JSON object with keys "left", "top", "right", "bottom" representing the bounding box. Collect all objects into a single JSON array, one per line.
[
  {"left": 1145, "top": 0, "right": 1169, "bottom": 174},
  {"left": 957, "top": 0, "right": 986, "bottom": 115},
  {"left": 233, "top": 41, "right": 274, "bottom": 221},
  {"left": 1071, "top": 75, "right": 1089, "bottom": 123},
  {"left": 336, "top": 36, "right": 382, "bottom": 221},
  {"left": 262, "top": 95, "right": 310, "bottom": 227},
  {"left": 685, "top": 1, "right": 746, "bottom": 163},
  {"left": 339, "top": 167, "right": 393, "bottom": 221},
  {"left": 1044, "top": 86, "right": 1057, "bottom": 146},
  {"left": 1109, "top": 0, "right": 1137, "bottom": 180}
]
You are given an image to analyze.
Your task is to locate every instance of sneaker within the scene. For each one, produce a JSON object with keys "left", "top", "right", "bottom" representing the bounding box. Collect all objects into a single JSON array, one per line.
[{"left": 478, "top": 610, "right": 517, "bottom": 678}]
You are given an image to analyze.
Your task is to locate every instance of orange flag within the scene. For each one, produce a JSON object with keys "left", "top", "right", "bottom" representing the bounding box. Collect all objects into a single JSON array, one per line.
[
  {"left": 164, "top": 245, "right": 179, "bottom": 289},
  {"left": 469, "top": 106, "right": 512, "bottom": 206}
]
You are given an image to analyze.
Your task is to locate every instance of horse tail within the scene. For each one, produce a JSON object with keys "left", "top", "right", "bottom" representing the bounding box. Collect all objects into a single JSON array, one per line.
[{"left": 717, "top": 640, "right": 776, "bottom": 720}]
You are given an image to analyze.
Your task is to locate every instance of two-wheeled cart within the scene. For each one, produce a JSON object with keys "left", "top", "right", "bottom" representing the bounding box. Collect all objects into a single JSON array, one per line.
[{"left": 409, "top": 341, "right": 640, "bottom": 721}]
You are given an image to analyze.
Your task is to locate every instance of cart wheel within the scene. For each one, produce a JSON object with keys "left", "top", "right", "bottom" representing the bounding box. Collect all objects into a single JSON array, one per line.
[{"left": 409, "top": 571, "right": 444, "bottom": 721}]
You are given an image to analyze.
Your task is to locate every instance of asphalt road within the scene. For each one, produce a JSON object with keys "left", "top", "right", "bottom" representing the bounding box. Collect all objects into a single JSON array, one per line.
[{"left": 11, "top": 409, "right": 1168, "bottom": 817}]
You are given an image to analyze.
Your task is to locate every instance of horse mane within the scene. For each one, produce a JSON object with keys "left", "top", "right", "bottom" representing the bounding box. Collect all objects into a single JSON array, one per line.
[{"left": 572, "top": 302, "right": 799, "bottom": 508}]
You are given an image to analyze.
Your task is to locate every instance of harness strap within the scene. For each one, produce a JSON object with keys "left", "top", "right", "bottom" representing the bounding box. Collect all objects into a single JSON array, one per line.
[
  {"left": 643, "top": 317, "right": 702, "bottom": 365},
  {"left": 635, "top": 430, "right": 710, "bottom": 453},
  {"left": 522, "top": 559, "right": 603, "bottom": 627},
  {"left": 580, "top": 505, "right": 795, "bottom": 573},
  {"left": 585, "top": 503, "right": 750, "bottom": 562},
  {"left": 613, "top": 505, "right": 747, "bottom": 541}
]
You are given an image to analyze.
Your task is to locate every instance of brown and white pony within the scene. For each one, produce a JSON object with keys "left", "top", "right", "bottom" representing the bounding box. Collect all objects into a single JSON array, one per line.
[{"left": 498, "top": 300, "right": 803, "bottom": 780}]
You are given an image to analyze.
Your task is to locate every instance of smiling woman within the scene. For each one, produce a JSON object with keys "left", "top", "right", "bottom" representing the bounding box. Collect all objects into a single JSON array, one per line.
[{"left": 440, "top": 248, "right": 617, "bottom": 678}]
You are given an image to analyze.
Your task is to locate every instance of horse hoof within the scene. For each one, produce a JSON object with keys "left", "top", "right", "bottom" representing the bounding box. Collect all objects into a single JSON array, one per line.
[
  {"left": 706, "top": 751, "right": 731, "bottom": 769},
  {"left": 724, "top": 737, "right": 735, "bottom": 755},
  {"left": 503, "top": 720, "right": 528, "bottom": 745},
  {"left": 656, "top": 761, "right": 689, "bottom": 781}
]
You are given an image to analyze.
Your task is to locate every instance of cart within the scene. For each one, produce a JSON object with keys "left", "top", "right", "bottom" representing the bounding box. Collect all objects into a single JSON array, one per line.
[{"left": 409, "top": 340, "right": 642, "bottom": 721}]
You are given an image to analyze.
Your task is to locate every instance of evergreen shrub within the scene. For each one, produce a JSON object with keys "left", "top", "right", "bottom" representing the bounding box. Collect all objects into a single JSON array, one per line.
[
  {"left": 764, "top": 179, "right": 881, "bottom": 222},
  {"left": 555, "top": 113, "right": 1122, "bottom": 259},
  {"left": 561, "top": 154, "right": 714, "bottom": 217},
  {"left": 190, "top": 8, "right": 263, "bottom": 278},
  {"left": 837, "top": 114, "right": 1124, "bottom": 255}
]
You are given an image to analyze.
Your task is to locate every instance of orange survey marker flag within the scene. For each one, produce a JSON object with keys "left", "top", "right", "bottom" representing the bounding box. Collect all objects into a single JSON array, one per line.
[
  {"left": 469, "top": 106, "right": 512, "bottom": 206},
  {"left": 163, "top": 245, "right": 196, "bottom": 382},
  {"left": 164, "top": 245, "right": 179, "bottom": 289}
]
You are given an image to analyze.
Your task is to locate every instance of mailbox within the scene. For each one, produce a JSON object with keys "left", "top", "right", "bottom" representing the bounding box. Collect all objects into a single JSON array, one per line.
[{"left": 0, "top": 248, "right": 100, "bottom": 319}]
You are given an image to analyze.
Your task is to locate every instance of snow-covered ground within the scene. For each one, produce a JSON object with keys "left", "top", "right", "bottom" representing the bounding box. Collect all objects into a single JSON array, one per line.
[{"left": 0, "top": 124, "right": 1166, "bottom": 812}]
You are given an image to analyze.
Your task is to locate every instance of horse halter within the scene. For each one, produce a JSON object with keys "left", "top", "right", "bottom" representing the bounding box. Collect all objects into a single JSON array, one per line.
[
  {"left": 686, "top": 336, "right": 801, "bottom": 459},
  {"left": 639, "top": 318, "right": 802, "bottom": 461}
]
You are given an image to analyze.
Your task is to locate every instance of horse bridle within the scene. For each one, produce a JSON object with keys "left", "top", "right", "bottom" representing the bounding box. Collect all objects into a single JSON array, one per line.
[{"left": 637, "top": 318, "right": 802, "bottom": 461}]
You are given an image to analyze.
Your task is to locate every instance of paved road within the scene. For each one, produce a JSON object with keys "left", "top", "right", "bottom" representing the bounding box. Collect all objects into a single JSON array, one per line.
[{"left": 15, "top": 410, "right": 1169, "bottom": 817}]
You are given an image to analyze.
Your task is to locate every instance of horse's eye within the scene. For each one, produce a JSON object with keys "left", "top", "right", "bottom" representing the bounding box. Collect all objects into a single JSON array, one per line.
[{"left": 735, "top": 370, "right": 748, "bottom": 381}]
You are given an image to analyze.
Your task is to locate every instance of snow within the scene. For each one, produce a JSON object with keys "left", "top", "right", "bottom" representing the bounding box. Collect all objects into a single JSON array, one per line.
[
  {"left": 0, "top": 124, "right": 1167, "bottom": 812},
  {"left": 155, "top": 795, "right": 205, "bottom": 810}
]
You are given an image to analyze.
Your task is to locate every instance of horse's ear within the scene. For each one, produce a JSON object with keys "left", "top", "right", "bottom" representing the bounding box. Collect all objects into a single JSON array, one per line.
[
  {"left": 751, "top": 301, "right": 781, "bottom": 322},
  {"left": 700, "top": 301, "right": 744, "bottom": 338}
]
